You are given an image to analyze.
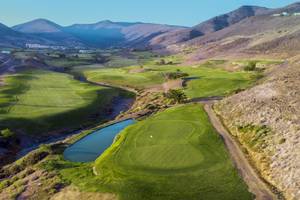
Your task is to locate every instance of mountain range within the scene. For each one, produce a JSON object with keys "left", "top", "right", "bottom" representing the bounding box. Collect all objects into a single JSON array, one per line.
[
  {"left": 1, "top": 2, "right": 300, "bottom": 53},
  {"left": 5, "top": 19, "right": 185, "bottom": 48}
]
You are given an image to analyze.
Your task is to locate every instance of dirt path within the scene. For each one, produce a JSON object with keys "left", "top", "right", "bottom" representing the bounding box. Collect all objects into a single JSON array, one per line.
[{"left": 202, "top": 102, "right": 277, "bottom": 200}]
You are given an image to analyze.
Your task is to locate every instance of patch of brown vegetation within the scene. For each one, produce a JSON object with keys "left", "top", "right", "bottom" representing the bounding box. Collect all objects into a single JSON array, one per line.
[
  {"left": 51, "top": 186, "right": 117, "bottom": 200},
  {"left": 117, "top": 90, "right": 171, "bottom": 120},
  {"left": 162, "top": 79, "right": 183, "bottom": 92},
  {"left": 145, "top": 79, "right": 183, "bottom": 93},
  {"left": 128, "top": 68, "right": 147, "bottom": 74},
  {"left": 0, "top": 167, "right": 63, "bottom": 200}
]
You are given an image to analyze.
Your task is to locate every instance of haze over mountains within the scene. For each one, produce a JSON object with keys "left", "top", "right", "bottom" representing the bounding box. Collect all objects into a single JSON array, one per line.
[
  {"left": 1, "top": 2, "right": 300, "bottom": 53},
  {"left": 8, "top": 19, "right": 185, "bottom": 48}
]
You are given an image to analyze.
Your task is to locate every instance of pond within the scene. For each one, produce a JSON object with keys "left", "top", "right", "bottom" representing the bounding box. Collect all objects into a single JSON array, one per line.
[{"left": 64, "top": 119, "right": 135, "bottom": 162}]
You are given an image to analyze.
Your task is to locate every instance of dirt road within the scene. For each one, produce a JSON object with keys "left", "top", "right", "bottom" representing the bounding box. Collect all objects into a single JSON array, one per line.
[{"left": 203, "top": 102, "right": 277, "bottom": 200}]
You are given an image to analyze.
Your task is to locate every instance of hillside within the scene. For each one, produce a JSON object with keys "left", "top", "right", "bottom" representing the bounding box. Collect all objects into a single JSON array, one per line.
[
  {"left": 161, "top": 3, "right": 300, "bottom": 61},
  {"left": 12, "top": 19, "right": 85, "bottom": 47},
  {"left": 0, "top": 23, "right": 44, "bottom": 48},
  {"left": 3, "top": 3, "right": 300, "bottom": 50},
  {"left": 215, "top": 63, "right": 300, "bottom": 200},
  {"left": 150, "top": 5, "right": 270, "bottom": 48}
]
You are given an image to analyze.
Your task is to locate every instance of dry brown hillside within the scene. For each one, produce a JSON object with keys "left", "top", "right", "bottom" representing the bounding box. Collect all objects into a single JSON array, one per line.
[
  {"left": 185, "top": 14, "right": 300, "bottom": 59},
  {"left": 214, "top": 62, "right": 300, "bottom": 200},
  {"left": 155, "top": 3, "right": 300, "bottom": 62}
]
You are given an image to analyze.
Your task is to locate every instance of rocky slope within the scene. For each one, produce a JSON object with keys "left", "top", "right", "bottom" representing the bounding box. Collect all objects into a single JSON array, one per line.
[
  {"left": 156, "top": 2, "right": 300, "bottom": 61},
  {"left": 215, "top": 63, "right": 300, "bottom": 199},
  {"left": 150, "top": 5, "right": 270, "bottom": 48},
  {"left": 182, "top": 13, "right": 300, "bottom": 60}
]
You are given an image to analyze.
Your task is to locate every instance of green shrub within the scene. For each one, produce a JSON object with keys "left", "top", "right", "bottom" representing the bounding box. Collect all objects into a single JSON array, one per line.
[
  {"left": 237, "top": 124, "right": 271, "bottom": 151},
  {"left": 165, "top": 89, "right": 187, "bottom": 104},
  {"left": 145, "top": 104, "right": 158, "bottom": 110},
  {"left": 279, "top": 138, "right": 286, "bottom": 144},
  {"left": 0, "top": 129, "right": 15, "bottom": 139},
  {"left": 243, "top": 61, "right": 257, "bottom": 71},
  {"left": 23, "top": 151, "right": 49, "bottom": 166},
  {"left": 164, "top": 70, "right": 189, "bottom": 80},
  {"left": 0, "top": 179, "right": 11, "bottom": 190},
  {"left": 156, "top": 59, "right": 174, "bottom": 65}
]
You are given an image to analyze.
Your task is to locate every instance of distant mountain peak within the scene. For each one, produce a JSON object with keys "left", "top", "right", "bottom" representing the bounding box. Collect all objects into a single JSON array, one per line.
[
  {"left": 192, "top": 4, "right": 269, "bottom": 34},
  {"left": 12, "top": 18, "right": 63, "bottom": 33}
]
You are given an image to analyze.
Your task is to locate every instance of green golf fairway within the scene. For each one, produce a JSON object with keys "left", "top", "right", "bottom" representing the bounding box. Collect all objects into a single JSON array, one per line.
[
  {"left": 84, "top": 67, "right": 165, "bottom": 89},
  {"left": 83, "top": 65, "right": 255, "bottom": 98},
  {"left": 93, "top": 104, "right": 253, "bottom": 200},
  {"left": 0, "top": 70, "right": 122, "bottom": 135}
]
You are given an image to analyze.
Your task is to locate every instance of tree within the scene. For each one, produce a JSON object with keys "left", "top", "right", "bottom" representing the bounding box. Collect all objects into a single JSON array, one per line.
[
  {"left": 58, "top": 53, "right": 66, "bottom": 58},
  {"left": 156, "top": 59, "right": 166, "bottom": 65},
  {"left": 164, "top": 71, "right": 189, "bottom": 80},
  {"left": 244, "top": 61, "right": 257, "bottom": 71},
  {"left": 165, "top": 89, "right": 187, "bottom": 104},
  {"left": 0, "top": 129, "right": 15, "bottom": 139}
]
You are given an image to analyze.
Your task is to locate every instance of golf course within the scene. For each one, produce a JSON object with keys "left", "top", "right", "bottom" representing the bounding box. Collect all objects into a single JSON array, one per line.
[
  {"left": 0, "top": 70, "right": 125, "bottom": 135},
  {"left": 90, "top": 104, "right": 253, "bottom": 200},
  {"left": 2, "top": 1, "right": 299, "bottom": 198},
  {"left": 0, "top": 55, "right": 281, "bottom": 200}
]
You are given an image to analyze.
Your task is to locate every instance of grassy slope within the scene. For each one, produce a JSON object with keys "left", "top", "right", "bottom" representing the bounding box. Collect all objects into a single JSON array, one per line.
[
  {"left": 0, "top": 70, "right": 121, "bottom": 135},
  {"left": 84, "top": 64, "right": 256, "bottom": 98},
  {"left": 88, "top": 104, "right": 253, "bottom": 200}
]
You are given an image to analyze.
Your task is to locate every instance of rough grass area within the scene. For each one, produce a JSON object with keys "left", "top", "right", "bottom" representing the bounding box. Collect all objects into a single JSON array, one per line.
[
  {"left": 237, "top": 124, "right": 272, "bottom": 152},
  {"left": 90, "top": 104, "right": 253, "bottom": 200},
  {"left": 83, "top": 64, "right": 257, "bottom": 98},
  {"left": 0, "top": 70, "right": 121, "bottom": 135}
]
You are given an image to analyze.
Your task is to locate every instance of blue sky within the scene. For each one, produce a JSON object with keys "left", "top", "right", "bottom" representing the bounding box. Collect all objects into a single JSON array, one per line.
[{"left": 0, "top": 0, "right": 298, "bottom": 27}]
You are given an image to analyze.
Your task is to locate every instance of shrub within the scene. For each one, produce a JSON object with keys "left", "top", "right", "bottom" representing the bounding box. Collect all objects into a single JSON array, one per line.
[
  {"left": 165, "top": 89, "right": 187, "bottom": 104},
  {"left": 164, "top": 71, "right": 189, "bottom": 80},
  {"left": 157, "top": 59, "right": 166, "bottom": 65},
  {"left": 279, "top": 138, "right": 286, "bottom": 144},
  {"left": 156, "top": 59, "right": 174, "bottom": 65},
  {"left": 243, "top": 61, "right": 257, "bottom": 71},
  {"left": 0, "top": 129, "right": 15, "bottom": 139},
  {"left": 0, "top": 179, "right": 11, "bottom": 190},
  {"left": 58, "top": 53, "right": 66, "bottom": 58},
  {"left": 145, "top": 104, "right": 158, "bottom": 110}
]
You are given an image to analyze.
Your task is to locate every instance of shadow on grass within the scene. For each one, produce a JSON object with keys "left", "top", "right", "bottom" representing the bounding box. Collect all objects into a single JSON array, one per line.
[{"left": 0, "top": 88, "right": 133, "bottom": 137}]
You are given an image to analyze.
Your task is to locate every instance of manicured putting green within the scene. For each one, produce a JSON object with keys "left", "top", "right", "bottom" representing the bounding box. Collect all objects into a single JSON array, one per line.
[
  {"left": 94, "top": 104, "right": 253, "bottom": 200},
  {"left": 0, "top": 70, "right": 121, "bottom": 135}
]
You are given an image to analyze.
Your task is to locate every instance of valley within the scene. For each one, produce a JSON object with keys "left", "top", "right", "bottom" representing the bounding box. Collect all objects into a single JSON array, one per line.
[
  {"left": 1, "top": 2, "right": 300, "bottom": 200},
  {"left": 0, "top": 50, "right": 281, "bottom": 199}
]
